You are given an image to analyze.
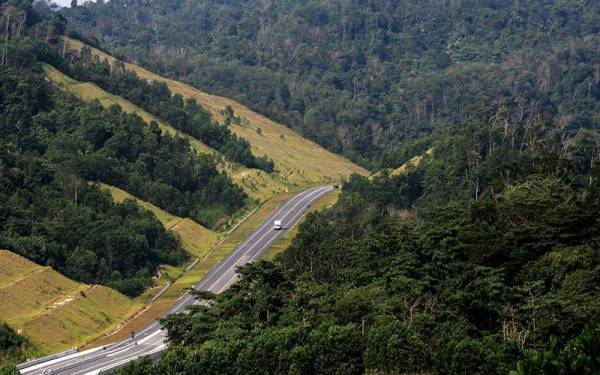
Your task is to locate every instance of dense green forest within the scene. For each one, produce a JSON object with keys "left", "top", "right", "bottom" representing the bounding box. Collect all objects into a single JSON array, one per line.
[
  {"left": 0, "top": 0, "right": 247, "bottom": 298},
  {"left": 1, "top": 0, "right": 599, "bottom": 373},
  {"left": 0, "top": 324, "right": 35, "bottom": 368},
  {"left": 62, "top": 47, "right": 274, "bottom": 172},
  {"left": 63, "top": 0, "right": 600, "bottom": 167},
  {"left": 116, "top": 114, "right": 600, "bottom": 373}
]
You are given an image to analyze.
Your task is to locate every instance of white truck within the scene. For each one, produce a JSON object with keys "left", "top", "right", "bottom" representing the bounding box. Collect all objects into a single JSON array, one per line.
[{"left": 273, "top": 220, "right": 282, "bottom": 230}]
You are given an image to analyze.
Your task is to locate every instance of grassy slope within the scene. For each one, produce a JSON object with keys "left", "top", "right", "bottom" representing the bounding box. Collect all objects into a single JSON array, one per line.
[
  {"left": 32, "top": 42, "right": 366, "bottom": 351},
  {"left": 88, "top": 187, "right": 338, "bottom": 347},
  {"left": 101, "top": 183, "right": 219, "bottom": 259},
  {"left": 43, "top": 63, "right": 282, "bottom": 201},
  {"left": 99, "top": 183, "right": 221, "bottom": 305},
  {"left": 63, "top": 38, "right": 368, "bottom": 188},
  {"left": 0, "top": 250, "right": 140, "bottom": 354}
]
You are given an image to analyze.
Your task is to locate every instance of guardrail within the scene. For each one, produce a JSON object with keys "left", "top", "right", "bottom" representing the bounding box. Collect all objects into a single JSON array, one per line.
[
  {"left": 150, "top": 281, "right": 172, "bottom": 302},
  {"left": 18, "top": 348, "right": 77, "bottom": 370}
]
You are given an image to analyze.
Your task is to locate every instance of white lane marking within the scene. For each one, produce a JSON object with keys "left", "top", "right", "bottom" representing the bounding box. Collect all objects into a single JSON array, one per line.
[
  {"left": 22, "top": 187, "right": 331, "bottom": 375},
  {"left": 208, "top": 187, "right": 330, "bottom": 293},
  {"left": 156, "top": 191, "right": 319, "bottom": 316},
  {"left": 164, "top": 188, "right": 327, "bottom": 313},
  {"left": 249, "top": 187, "right": 332, "bottom": 263},
  {"left": 217, "top": 187, "right": 333, "bottom": 292},
  {"left": 69, "top": 344, "right": 155, "bottom": 375},
  {"left": 87, "top": 344, "right": 167, "bottom": 375},
  {"left": 215, "top": 187, "right": 333, "bottom": 293},
  {"left": 21, "top": 348, "right": 109, "bottom": 375},
  {"left": 192, "top": 187, "right": 322, "bottom": 291},
  {"left": 19, "top": 347, "right": 105, "bottom": 374}
]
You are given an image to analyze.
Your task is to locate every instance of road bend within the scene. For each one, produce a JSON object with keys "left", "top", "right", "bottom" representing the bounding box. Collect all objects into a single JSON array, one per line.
[{"left": 19, "top": 186, "right": 334, "bottom": 375}]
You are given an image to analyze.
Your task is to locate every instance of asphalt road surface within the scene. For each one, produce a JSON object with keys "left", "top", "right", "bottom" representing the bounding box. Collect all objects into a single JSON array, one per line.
[{"left": 19, "top": 186, "right": 334, "bottom": 375}]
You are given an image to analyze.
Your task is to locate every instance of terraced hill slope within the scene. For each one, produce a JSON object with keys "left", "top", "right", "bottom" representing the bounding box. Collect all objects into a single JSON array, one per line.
[
  {"left": 62, "top": 38, "right": 368, "bottom": 187},
  {"left": 101, "top": 184, "right": 219, "bottom": 260},
  {"left": 43, "top": 64, "right": 283, "bottom": 201},
  {"left": 0, "top": 250, "right": 140, "bottom": 354}
]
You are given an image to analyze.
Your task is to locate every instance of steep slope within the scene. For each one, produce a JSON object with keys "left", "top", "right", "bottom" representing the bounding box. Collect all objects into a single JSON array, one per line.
[
  {"left": 43, "top": 63, "right": 283, "bottom": 201},
  {"left": 63, "top": 1, "right": 600, "bottom": 168},
  {"left": 101, "top": 184, "right": 219, "bottom": 260},
  {"left": 62, "top": 38, "right": 368, "bottom": 187},
  {"left": 0, "top": 250, "right": 140, "bottom": 354}
]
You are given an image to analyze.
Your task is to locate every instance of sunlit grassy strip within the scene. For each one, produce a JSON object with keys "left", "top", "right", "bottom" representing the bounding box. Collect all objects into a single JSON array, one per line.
[
  {"left": 99, "top": 184, "right": 219, "bottom": 260},
  {"left": 261, "top": 189, "right": 340, "bottom": 260},
  {"left": 63, "top": 38, "right": 368, "bottom": 187},
  {"left": 42, "top": 63, "right": 214, "bottom": 156},
  {"left": 100, "top": 183, "right": 181, "bottom": 229},
  {"left": 43, "top": 62, "right": 286, "bottom": 201},
  {"left": 372, "top": 148, "right": 435, "bottom": 180},
  {"left": 23, "top": 286, "right": 140, "bottom": 354},
  {"left": 390, "top": 148, "right": 434, "bottom": 176},
  {"left": 0, "top": 250, "right": 140, "bottom": 355},
  {"left": 224, "top": 162, "right": 292, "bottom": 202}
]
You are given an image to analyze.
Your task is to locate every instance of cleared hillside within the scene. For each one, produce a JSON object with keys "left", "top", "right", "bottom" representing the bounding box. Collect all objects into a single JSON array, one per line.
[
  {"left": 0, "top": 250, "right": 140, "bottom": 354},
  {"left": 63, "top": 38, "right": 368, "bottom": 186},
  {"left": 101, "top": 184, "right": 219, "bottom": 260},
  {"left": 43, "top": 63, "right": 289, "bottom": 201}
]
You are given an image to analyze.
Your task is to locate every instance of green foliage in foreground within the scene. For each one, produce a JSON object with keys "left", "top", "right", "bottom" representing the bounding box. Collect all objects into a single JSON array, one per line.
[
  {"left": 0, "top": 365, "right": 19, "bottom": 375},
  {"left": 0, "top": 323, "right": 35, "bottom": 368},
  {"left": 512, "top": 326, "right": 600, "bottom": 375},
  {"left": 118, "top": 119, "right": 600, "bottom": 373}
]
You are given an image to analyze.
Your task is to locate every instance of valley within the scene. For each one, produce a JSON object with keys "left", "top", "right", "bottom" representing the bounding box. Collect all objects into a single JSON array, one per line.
[
  {"left": 1, "top": 33, "right": 364, "bottom": 363},
  {"left": 2, "top": 0, "right": 599, "bottom": 373}
]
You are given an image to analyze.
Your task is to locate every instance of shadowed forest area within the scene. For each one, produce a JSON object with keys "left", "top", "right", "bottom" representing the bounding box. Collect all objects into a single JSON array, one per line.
[{"left": 64, "top": 0, "right": 600, "bottom": 168}]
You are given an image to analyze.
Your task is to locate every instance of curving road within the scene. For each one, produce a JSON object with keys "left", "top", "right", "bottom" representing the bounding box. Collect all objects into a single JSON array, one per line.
[{"left": 19, "top": 186, "right": 334, "bottom": 375}]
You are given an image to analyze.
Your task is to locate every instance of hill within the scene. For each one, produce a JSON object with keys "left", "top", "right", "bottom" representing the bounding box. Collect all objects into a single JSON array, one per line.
[
  {"left": 61, "top": 37, "right": 368, "bottom": 188},
  {"left": 43, "top": 63, "right": 283, "bottom": 202},
  {"left": 0, "top": 0, "right": 364, "bottom": 364},
  {"left": 101, "top": 184, "right": 219, "bottom": 261},
  {"left": 63, "top": 0, "right": 600, "bottom": 168},
  {"left": 119, "top": 117, "right": 600, "bottom": 375},
  {"left": 0, "top": 250, "right": 140, "bottom": 354}
]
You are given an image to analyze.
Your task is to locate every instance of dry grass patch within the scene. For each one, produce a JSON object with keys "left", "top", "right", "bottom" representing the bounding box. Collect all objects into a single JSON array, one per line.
[
  {"left": 43, "top": 63, "right": 214, "bottom": 156},
  {"left": 390, "top": 148, "right": 434, "bottom": 176},
  {"left": 0, "top": 265, "right": 80, "bottom": 326},
  {"left": 22, "top": 285, "right": 140, "bottom": 354},
  {"left": 171, "top": 219, "right": 219, "bottom": 259},
  {"left": 63, "top": 38, "right": 368, "bottom": 187},
  {"left": 88, "top": 299, "right": 174, "bottom": 348},
  {"left": 44, "top": 62, "right": 287, "bottom": 201},
  {"left": 102, "top": 183, "right": 181, "bottom": 229},
  {"left": 100, "top": 184, "right": 218, "bottom": 259},
  {"left": 0, "top": 250, "right": 139, "bottom": 354}
]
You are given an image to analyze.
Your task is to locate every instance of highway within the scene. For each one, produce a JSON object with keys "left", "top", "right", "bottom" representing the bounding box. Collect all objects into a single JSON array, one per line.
[{"left": 19, "top": 186, "right": 334, "bottom": 375}]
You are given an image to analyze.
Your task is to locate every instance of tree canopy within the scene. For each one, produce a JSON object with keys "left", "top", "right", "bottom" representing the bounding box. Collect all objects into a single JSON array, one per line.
[
  {"left": 63, "top": 0, "right": 600, "bottom": 168},
  {"left": 117, "top": 116, "right": 600, "bottom": 373}
]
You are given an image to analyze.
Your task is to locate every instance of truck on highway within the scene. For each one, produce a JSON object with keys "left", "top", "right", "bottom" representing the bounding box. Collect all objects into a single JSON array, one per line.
[{"left": 273, "top": 220, "right": 282, "bottom": 230}]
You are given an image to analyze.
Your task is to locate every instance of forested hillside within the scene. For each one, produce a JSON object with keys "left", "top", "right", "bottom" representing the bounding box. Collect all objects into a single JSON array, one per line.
[
  {"left": 63, "top": 0, "right": 600, "bottom": 167},
  {"left": 1, "top": 0, "right": 599, "bottom": 373},
  {"left": 64, "top": 45, "right": 275, "bottom": 173},
  {"left": 0, "top": 0, "right": 248, "bottom": 298},
  {"left": 119, "top": 114, "right": 600, "bottom": 374}
]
